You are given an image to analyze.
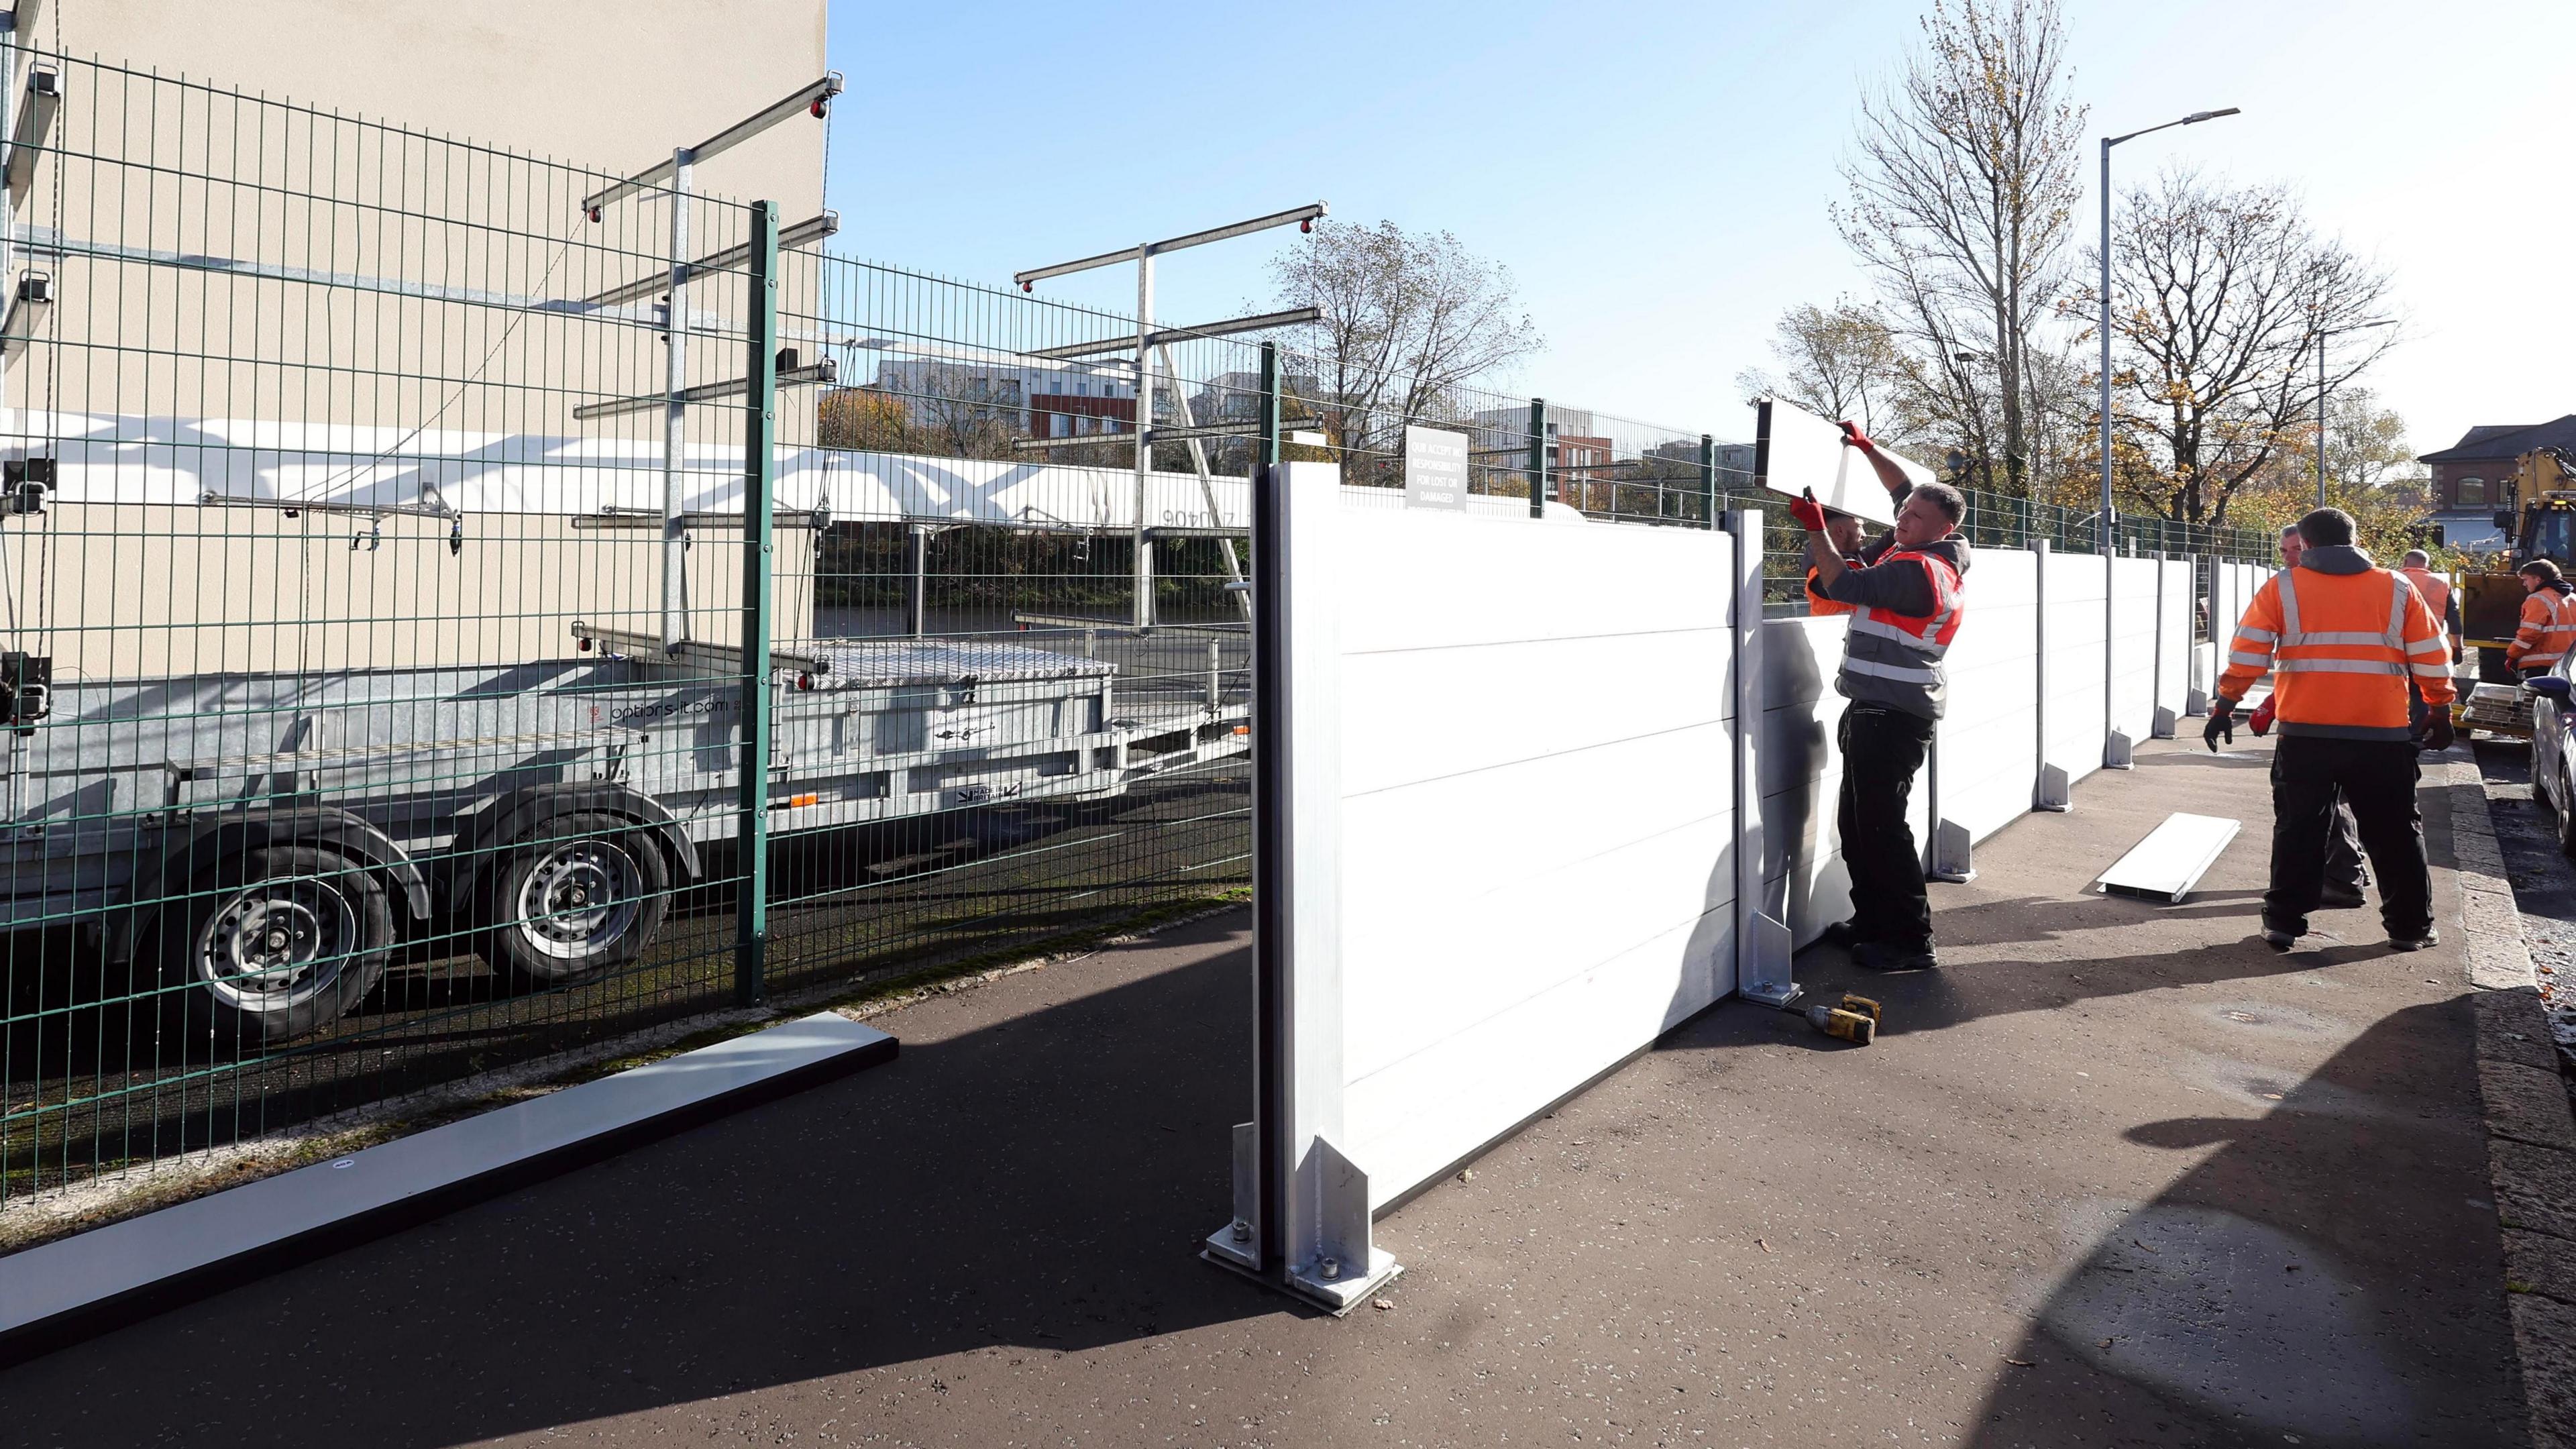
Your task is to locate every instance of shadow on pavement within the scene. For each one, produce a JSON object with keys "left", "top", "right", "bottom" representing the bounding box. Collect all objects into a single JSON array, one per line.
[
  {"left": 0, "top": 913, "right": 1279, "bottom": 1449},
  {"left": 1962, "top": 1000, "right": 2520, "bottom": 1447}
]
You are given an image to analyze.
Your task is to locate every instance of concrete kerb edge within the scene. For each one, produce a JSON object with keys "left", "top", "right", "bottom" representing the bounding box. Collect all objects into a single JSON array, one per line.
[{"left": 2452, "top": 757, "right": 2576, "bottom": 1448}]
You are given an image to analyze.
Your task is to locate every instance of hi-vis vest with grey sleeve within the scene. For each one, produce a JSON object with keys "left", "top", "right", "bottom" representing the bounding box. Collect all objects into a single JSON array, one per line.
[{"left": 1837, "top": 548, "right": 1966, "bottom": 718}]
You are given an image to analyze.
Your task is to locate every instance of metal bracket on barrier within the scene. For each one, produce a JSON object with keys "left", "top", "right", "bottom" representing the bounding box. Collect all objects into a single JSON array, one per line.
[
  {"left": 2104, "top": 729, "right": 2135, "bottom": 769},
  {"left": 2035, "top": 763, "right": 2072, "bottom": 812},
  {"left": 1739, "top": 912, "right": 1800, "bottom": 1009},
  {"left": 1204, "top": 1121, "right": 1260, "bottom": 1273},
  {"left": 1930, "top": 818, "right": 1977, "bottom": 884},
  {"left": 1280, "top": 1136, "right": 1399, "bottom": 1313}
]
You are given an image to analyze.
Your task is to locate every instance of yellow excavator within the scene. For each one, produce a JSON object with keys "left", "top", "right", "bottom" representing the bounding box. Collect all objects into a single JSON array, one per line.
[{"left": 2460, "top": 445, "right": 2576, "bottom": 682}]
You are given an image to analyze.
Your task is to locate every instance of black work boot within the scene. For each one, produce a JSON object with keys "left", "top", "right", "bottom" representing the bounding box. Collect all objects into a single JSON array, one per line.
[{"left": 1853, "top": 940, "right": 1937, "bottom": 971}]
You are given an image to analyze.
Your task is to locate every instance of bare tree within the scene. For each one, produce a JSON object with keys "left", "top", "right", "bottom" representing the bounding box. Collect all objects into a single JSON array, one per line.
[
  {"left": 1273, "top": 219, "right": 1542, "bottom": 466},
  {"left": 2100, "top": 170, "right": 2398, "bottom": 525},
  {"left": 1837, "top": 0, "right": 2086, "bottom": 494},
  {"left": 1735, "top": 300, "right": 1908, "bottom": 440}
]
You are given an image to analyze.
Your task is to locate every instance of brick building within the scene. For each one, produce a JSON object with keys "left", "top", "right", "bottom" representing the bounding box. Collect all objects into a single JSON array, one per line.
[{"left": 2418, "top": 417, "right": 2576, "bottom": 509}]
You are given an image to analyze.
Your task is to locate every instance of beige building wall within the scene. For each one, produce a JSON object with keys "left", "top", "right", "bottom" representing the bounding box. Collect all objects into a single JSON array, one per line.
[
  {"left": 61, "top": 1, "right": 827, "bottom": 218},
  {"left": 8, "top": 1, "right": 833, "bottom": 678}
]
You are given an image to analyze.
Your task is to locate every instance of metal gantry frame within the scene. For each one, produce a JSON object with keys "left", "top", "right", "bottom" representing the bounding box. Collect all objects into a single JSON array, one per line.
[
  {"left": 582, "top": 72, "right": 843, "bottom": 653},
  {"left": 1016, "top": 202, "right": 1327, "bottom": 628}
]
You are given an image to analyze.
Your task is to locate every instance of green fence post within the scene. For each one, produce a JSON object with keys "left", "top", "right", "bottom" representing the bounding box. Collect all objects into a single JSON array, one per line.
[
  {"left": 1698, "top": 433, "right": 1717, "bottom": 528},
  {"left": 1527, "top": 397, "right": 1547, "bottom": 520},
  {"left": 736, "top": 201, "right": 780, "bottom": 1008}
]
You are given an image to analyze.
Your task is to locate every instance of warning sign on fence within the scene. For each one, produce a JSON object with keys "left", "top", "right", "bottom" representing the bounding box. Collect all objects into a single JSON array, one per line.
[{"left": 1403, "top": 425, "right": 1469, "bottom": 511}]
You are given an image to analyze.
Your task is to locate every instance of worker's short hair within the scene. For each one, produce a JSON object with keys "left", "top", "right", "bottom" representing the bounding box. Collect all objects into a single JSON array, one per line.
[
  {"left": 2278, "top": 523, "right": 2301, "bottom": 539},
  {"left": 2524, "top": 559, "right": 2563, "bottom": 584},
  {"left": 1911, "top": 481, "right": 1965, "bottom": 527},
  {"left": 2296, "top": 508, "right": 2356, "bottom": 547},
  {"left": 2400, "top": 549, "right": 2430, "bottom": 568}
]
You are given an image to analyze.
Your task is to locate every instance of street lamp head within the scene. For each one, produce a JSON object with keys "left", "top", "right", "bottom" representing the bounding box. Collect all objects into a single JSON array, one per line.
[{"left": 2183, "top": 107, "right": 2242, "bottom": 123}]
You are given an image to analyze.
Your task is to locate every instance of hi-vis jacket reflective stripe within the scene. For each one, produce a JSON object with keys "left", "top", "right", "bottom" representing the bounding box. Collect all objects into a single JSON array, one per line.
[
  {"left": 2507, "top": 586, "right": 2576, "bottom": 669},
  {"left": 1837, "top": 548, "right": 1965, "bottom": 715},
  {"left": 2220, "top": 565, "right": 2458, "bottom": 741},
  {"left": 1805, "top": 566, "right": 1858, "bottom": 617}
]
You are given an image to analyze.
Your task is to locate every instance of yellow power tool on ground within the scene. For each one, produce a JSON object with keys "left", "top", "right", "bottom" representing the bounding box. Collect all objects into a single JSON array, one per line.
[{"left": 1806, "top": 992, "right": 1882, "bottom": 1045}]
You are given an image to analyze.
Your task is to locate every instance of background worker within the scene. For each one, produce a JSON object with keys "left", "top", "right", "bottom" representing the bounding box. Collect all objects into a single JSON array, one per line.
[
  {"left": 2506, "top": 559, "right": 2576, "bottom": 678},
  {"left": 2248, "top": 523, "right": 2369, "bottom": 909},
  {"left": 2204, "top": 508, "right": 2456, "bottom": 953},
  {"left": 2395, "top": 547, "right": 2461, "bottom": 734},
  {"left": 1805, "top": 512, "right": 1866, "bottom": 614},
  {"left": 1794, "top": 435, "right": 1970, "bottom": 972},
  {"left": 2396, "top": 549, "right": 2461, "bottom": 661}
]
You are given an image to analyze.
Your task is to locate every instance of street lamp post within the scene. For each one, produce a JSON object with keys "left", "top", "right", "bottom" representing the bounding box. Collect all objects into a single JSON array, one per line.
[
  {"left": 2098, "top": 107, "right": 2239, "bottom": 557},
  {"left": 2098, "top": 107, "right": 2235, "bottom": 771},
  {"left": 2314, "top": 318, "right": 2398, "bottom": 506}
]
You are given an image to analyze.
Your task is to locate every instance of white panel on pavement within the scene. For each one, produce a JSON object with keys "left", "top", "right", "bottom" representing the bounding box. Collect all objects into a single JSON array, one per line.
[{"left": 2097, "top": 812, "right": 2243, "bottom": 903}]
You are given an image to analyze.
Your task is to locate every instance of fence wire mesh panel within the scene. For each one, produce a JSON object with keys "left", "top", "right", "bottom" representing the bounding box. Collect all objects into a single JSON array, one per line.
[
  {"left": 0, "top": 43, "right": 2291, "bottom": 1212},
  {"left": 757, "top": 252, "right": 1258, "bottom": 999},
  {"left": 0, "top": 48, "right": 773, "bottom": 1204}
]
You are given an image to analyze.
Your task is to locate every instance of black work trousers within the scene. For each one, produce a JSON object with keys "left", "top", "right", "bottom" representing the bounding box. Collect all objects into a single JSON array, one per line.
[
  {"left": 2266, "top": 734, "right": 2430, "bottom": 939},
  {"left": 1837, "top": 702, "right": 1937, "bottom": 951}
]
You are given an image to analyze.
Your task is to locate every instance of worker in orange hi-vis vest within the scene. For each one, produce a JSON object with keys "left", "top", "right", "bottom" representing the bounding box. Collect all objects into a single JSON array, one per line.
[
  {"left": 2247, "top": 524, "right": 2367, "bottom": 910},
  {"left": 2395, "top": 547, "right": 2463, "bottom": 734},
  {"left": 1804, "top": 512, "right": 1866, "bottom": 616},
  {"left": 2506, "top": 559, "right": 2576, "bottom": 678},
  {"left": 2205, "top": 508, "right": 2458, "bottom": 955}
]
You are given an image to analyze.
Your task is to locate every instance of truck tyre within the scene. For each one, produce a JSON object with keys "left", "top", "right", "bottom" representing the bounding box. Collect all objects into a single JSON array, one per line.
[
  {"left": 482, "top": 812, "right": 669, "bottom": 987},
  {"left": 161, "top": 844, "right": 394, "bottom": 1050}
]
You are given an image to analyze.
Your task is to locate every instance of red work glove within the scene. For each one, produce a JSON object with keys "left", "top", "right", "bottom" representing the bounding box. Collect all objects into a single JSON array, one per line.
[
  {"left": 1790, "top": 488, "right": 1828, "bottom": 533},
  {"left": 2247, "top": 696, "right": 2276, "bottom": 737},
  {"left": 1839, "top": 420, "right": 1876, "bottom": 452}
]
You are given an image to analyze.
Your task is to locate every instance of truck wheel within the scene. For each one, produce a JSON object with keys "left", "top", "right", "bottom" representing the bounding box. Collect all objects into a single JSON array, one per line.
[
  {"left": 162, "top": 845, "right": 394, "bottom": 1050},
  {"left": 482, "top": 812, "right": 669, "bottom": 986}
]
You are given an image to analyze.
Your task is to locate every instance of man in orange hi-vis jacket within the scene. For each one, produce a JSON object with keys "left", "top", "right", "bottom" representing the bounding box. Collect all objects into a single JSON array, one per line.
[
  {"left": 2506, "top": 559, "right": 2576, "bottom": 677},
  {"left": 2204, "top": 508, "right": 2457, "bottom": 953}
]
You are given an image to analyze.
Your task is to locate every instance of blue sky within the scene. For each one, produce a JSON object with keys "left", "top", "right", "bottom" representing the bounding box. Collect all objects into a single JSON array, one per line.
[{"left": 824, "top": 0, "right": 2573, "bottom": 455}]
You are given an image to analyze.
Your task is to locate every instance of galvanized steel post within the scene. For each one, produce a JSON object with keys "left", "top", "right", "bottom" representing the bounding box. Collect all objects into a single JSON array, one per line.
[{"left": 735, "top": 201, "right": 780, "bottom": 1007}]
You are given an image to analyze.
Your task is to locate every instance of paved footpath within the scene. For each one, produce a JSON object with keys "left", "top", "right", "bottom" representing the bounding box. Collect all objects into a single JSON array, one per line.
[{"left": 0, "top": 736, "right": 2527, "bottom": 1448}]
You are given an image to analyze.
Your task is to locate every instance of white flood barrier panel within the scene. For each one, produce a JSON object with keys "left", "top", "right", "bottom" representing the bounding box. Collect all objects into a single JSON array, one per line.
[
  {"left": 1335, "top": 492, "right": 1741, "bottom": 1211},
  {"left": 1220, "top": 465, "right": 1762, "bottom": 1310},
  {"left": 2042, "top": 546, "right": 2110, "bottom": 800},
  {"left": 2107, "top": 555, "right": 2163, "bottom": 757},
  {"left": 2150, "top": 557, "right": 2195, "bottom": 735},
  {"left": 1929, "top": 547, "right": 2041, "bottom": 873},
  {"left": 1758, "top": 616, "right": 1854, "bottom": 947}
]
